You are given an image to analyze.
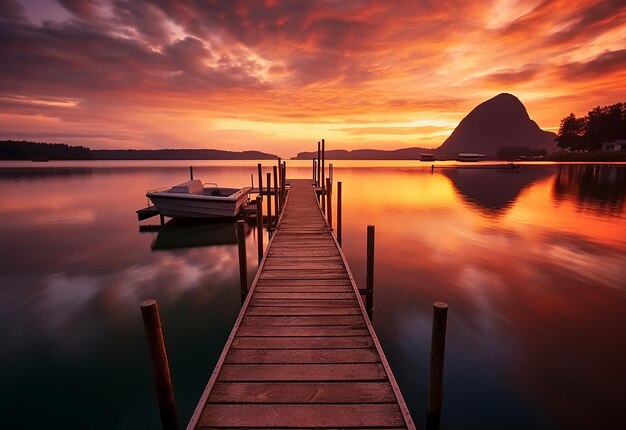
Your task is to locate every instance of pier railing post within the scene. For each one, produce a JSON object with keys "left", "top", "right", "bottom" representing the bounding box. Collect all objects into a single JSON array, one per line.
[
  {"left": 317, "top": 141, "right": 321, "bottom": 187},
  {"left": 337, "top": 181, "right": 342, "bottom": 246},
  {"left": 236, "top": 220, "right": 247, "bottom": 298},
  {"left": 321, "top": 139, "right": 326, "bottom": 212},
  {"left": 140, "top": 300, "right": 178, "bottom": 430},
  {"left": 277, "top": 158, "right": 282, "bottom": 208},
  {"left": 427, "top": 302, "right": 448, "bottom": 430},
  {"left": 282, "top": 161, "right": 287, "bottom": 204},
  {"left": 366, "top": 225, "right": 375, "bottom": 319},
  {"left": 256, "top": 196, "right": 263, "bottom": 264},
  {"left": 257, "top": 163, "right": 263, "bottom": 197},
  {"left": 189, "top": 166, "right": 193, "bottom": 180},
  {"left": 326, "top": 177, "right": 333, "bottom": 230},
  {"left": 273, "top": 165, "right": 279, "bottom": 223},
  {"left": 312, "top": 158, "right": 316, "bottom": 183},
  {"left": 266, "top": 172, "right": 272, "bottom": 230}
]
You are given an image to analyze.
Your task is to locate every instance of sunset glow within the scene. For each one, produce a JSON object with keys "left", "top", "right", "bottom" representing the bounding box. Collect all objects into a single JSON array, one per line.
[{"left": 1, "top": 0, "right": 625, "bottom": 156}]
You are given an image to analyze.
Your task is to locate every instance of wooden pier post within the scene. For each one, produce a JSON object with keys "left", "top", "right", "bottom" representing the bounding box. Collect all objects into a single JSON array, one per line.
[
  {"left": 329, "top": 163, "right": 333, "bottom": 186},
  {"left": 326, "top": 177, "right": 333, "bottom": 230},
  {"left": 236, "top": 220, "right": 247, "bottom": 297},
  {"left": 321, "top": 139, "right": 326, "bottom": 213},
  {"left": 257, "top": 164, "right": 263, "bottom": 197},
  {"left": 189, "top": 166, "right": 193, "bottom": 180},
  {"left": 427, "top": 302, "right": 448, "bottom": 430},
  {"left": 274, "top": 157, "right": 283, "bottom": 209},
  {"left": 317, "top": 141, "right": 321, "bottom": 187},
  {"left": 337, "top": 181, "right": 342, "bottom": 246},
  {"left": 140, "top": 300, "right": 178, "bottom": 430},
  {"left": 250, "top": 174, "right": 254, "bottom": 190},
  {"left": 266, "top": 172, "right": 272, "bottom": 229},
  {"left": 282, "top": 161, "right": 287, "bottom": 204},
  {"left": 159, "top": 214, "right": 165, "bottom": 226},
  {"left": 366, "top": 225, "right": 375, "bottom": 319},
  {"left": 256, "top": 196, "right": 263, "bottom": 264},
  {"left": 273, "top": 165, "right": 279, "bottom": 221},
  {"left": 312, "top": 159, "right": 316, "bottom": 183}
]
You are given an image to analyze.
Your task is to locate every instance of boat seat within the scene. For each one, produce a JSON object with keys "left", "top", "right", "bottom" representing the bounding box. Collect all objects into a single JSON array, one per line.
[{"left": 170, "top": 179, "right": 204, "bottom": 194}]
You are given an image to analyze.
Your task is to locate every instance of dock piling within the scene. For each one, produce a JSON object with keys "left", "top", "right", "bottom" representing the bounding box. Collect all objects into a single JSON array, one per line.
[
  {"left": 189, "top": 166, "right": 193, "bottom": 180},
  {"left": 140, "top": 300, "right": 178, "bottom": 430},
  {"left": 321, "top": 139, "right": 326, "bottom": 210},
  {"left": 257, "top": 163, "right": 263, "bottom": 198},
  {"left": 277, "top": 158, "right": 282, "bottom": 208},
  {"left": 273, "top": 166, "right": 279, "bottom": 222},
  {"left": 427, "top": 302, "right": 448, "bottom": 430},
  {"left": 317, "top": 141, "right": 321, "bottom": 187},
  {"left": 282, "top": 161, "right": 287, "bottom": 204},
  {"left": 337, "top": 181, "right": 342, "bottom": 246},
  {"left": 326, "top": 177, "right": 332, "bottom": 230},
  {"left": 366, "top": 225, "right": 375, "bottom": 320},
  {"left": 236, "top": 220, "right": 247, "bottom": 299},
  {"left": 256, "top": 196, "right": 263, "bottom": 264},
  {"left": 266, "top": 172, "right": 272, "bottom": 229}
]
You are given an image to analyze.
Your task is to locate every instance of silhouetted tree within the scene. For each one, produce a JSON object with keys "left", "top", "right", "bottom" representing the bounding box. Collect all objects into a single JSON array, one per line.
[
  {"left": 556, "top": 114, "right": 587, "bottom": 151},
  {"left": 556, "top": 102, "right": 626, "bottom": 152}
]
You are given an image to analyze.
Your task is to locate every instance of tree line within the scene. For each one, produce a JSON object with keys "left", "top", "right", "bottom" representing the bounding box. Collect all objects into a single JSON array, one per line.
[
  {"left": 556, "top": 102, "right": 626, "bottom": 152},
  {"left": 0, "top": 140, "right": 276, "bottom": 160}
]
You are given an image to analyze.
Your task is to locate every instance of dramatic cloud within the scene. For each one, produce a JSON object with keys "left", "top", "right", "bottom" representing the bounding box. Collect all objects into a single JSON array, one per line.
[{"left": 0, "top": 0, "right": 624, "bottom": 154}]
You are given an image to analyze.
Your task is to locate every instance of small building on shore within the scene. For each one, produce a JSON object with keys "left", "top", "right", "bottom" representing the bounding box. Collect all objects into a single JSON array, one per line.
[{"left": 602, "top": 139, "right": 626, "bottom": 151}]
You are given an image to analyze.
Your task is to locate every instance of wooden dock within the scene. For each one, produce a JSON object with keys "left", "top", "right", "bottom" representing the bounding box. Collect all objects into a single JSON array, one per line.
[{"left": 187, "top": 179, "right": 415, "bottom": 429}]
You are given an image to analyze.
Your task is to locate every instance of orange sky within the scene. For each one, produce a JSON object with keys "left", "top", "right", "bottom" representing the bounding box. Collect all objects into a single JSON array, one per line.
[{"left": 1, "top": 0, "right": 625, "bottom": 157}]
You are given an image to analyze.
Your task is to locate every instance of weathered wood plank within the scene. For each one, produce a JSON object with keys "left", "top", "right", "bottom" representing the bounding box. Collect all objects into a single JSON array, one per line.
[
  {"left": 224, "top": 348, "right": 380, "bottom": 364},
  {"left": 198, "top": 404, "right": 405, "bottom": 428},
  {"left": 241, "top": 315, "right": 365, "bottom": 326},
  {"left": 237, "top": 325, "right": 368, "bottom": 337},
  {"left": 249, "top": 299, "right": 357, "bottom": 307},
  {"left": 254, "top": 292, "right": 356, "bottom": 299},
  {"left": 246, "top": 306, "right": 362, "bottom": 316},
  {"left": 207, "top": 381, "right": 395, "bottom": 403},
  {"left": 218, "top": 363, "right": 387, "bottom": 381},
  {"left": 255, "top": 279, "right": 352, "bottom": 287},
  {"left": 232, "top": 336, "right": 374, "bottom": 349}
]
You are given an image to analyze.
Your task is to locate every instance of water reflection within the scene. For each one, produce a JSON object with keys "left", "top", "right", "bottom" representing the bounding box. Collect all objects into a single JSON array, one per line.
[
  {"left": 0, "top": 162, "right": 624, "bottom": 430},
  {"left": 150, "top": 219, "right": 243, "bottom": 250},
  {"left": 553, "top": 164, "right": 626, "bottom": 214},
  {"left": 441, "top": 167, "right": 552, "bottom": 214}
]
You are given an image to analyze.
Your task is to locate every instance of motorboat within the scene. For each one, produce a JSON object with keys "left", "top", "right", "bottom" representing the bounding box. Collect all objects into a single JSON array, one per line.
[
  {"left": 146, "top": 179, "right": 251, "bottom": 218},
  {"left": 420, "top": 153, "right": 436, "bottom": 161},
  {"left": 458, "top": 153, "right": 486, "bottom": 162}
]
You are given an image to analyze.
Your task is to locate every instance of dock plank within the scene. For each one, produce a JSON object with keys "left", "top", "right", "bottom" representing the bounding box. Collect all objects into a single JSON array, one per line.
[
  {"left": 188, "top": 179, "right": 415, "bottom": 430},
  {"left": 224, "top": 348, "right": 380, "bottom": 364},
  {"left": 198, "top": 404, "right": 405, "bottom": 428},
  {"left": 207, "top": 381, "right": 395, "bottom": 403}
]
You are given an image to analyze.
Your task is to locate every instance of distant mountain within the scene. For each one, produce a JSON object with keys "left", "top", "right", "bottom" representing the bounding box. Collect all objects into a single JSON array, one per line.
[
  {"left": 0, "top": 141, "right": 277, "bottom": 160},
  {"left": 436, "top": 93, "right": 556, "bottom": 157},
  {"left": 293, "top": 147, "right": 432, "bottom": 160}
]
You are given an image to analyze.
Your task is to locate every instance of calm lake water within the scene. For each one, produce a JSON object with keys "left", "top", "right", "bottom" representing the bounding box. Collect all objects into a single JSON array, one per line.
[{"left": 0, "top": 160, "right": 624, "bottom": 429}]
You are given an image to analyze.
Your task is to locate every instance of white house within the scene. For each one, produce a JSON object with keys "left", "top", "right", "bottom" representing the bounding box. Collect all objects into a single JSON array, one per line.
[{"left": 602, "top": 139, "right": 626, "bottom": 151}]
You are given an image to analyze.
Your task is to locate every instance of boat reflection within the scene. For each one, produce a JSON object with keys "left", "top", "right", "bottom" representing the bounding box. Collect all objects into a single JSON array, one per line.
[
  {"left": 150, "top": 218, "right": 246, "bottom": 250},
  {"left": 441, "top": 167, "right": 552, "bottom": 214}
]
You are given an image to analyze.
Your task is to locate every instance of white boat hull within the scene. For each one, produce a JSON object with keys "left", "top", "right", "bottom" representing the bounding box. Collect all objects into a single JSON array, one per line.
[{"left": 147, "top": 187, "right": 250, "bottom": 218}]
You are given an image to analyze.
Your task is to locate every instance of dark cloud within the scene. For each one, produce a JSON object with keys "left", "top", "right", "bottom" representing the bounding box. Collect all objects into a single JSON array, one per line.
[
  {"left": 559, "top": 49, "right": 626, "bottom": 80},
  {"left": 0, "top": 0, "right": 24, "bottom": 21},
  {"left": 57, "top": 0, "right": 101, "bottom": 22},
  {"left": 484, "top": 66, "right": 541, "bottom": 84},
  {"left": 0, "top": 16, "right": 267, "bottom": 105},
  {"left": 548, "top": 0, "right": 626, "bottom": 45}
]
